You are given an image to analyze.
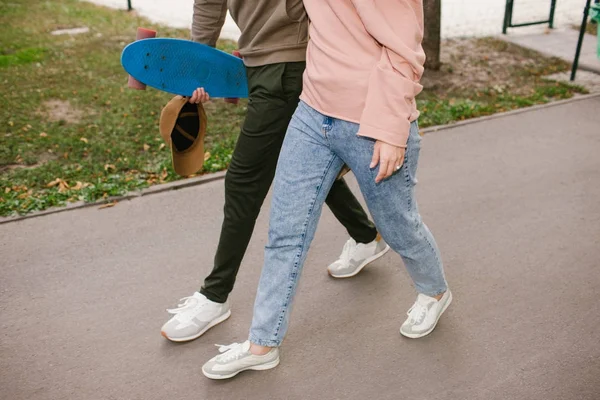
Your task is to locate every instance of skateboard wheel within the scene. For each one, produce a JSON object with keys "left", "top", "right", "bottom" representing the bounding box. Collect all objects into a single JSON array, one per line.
[
  {"left": 136, "top": 27, "right": 157, "bottom": 40},
  {"left": 128, "top": 27, "right": 157, "bottom": 90}
]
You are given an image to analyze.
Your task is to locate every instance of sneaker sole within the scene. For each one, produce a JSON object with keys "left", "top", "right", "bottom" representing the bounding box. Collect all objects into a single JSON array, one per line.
[
  {"left": 400, "top": 290, "right": 453, "bottom": 339},
  {"left": 328, "top": 244, "right": 391, "bottom": 279},
  {"left": 161, "top": 309, "right": 232, "bottom": 342},
  {"left": 202, "top": 357, "right": 280, "bottom": 380}
]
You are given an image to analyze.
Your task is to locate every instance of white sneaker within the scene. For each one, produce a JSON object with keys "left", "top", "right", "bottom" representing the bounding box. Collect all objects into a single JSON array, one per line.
[
  {"left": 202, "top": 341, "right": 280, "bottom": 380},
  {"left": 161, "top": 292, "right": 231, "bottom": 342},
  {"left": 327, "top": 237, "right": 390, "bottom": 278},
  {"left": 400, "top": 290, "right": 452, "bottom": 339}
]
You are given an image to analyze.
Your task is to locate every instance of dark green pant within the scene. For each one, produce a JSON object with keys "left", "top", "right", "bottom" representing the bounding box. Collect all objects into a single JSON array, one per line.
[{"left": 200, "top": 62, "right": 377, "bottom": 303}]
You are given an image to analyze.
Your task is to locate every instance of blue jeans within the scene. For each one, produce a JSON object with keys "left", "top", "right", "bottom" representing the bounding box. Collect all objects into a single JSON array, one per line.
[{"left": 249, "top": 102, "right": 448, "bottom": 347}]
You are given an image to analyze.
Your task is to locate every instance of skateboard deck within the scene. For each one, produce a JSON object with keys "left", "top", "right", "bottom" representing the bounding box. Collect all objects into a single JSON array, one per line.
[{"left": 121, "top": 38, "right": 248, "bottom": 98}]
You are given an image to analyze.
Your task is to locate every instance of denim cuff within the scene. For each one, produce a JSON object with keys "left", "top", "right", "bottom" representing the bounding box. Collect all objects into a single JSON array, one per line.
[{"left": 249, "top": 335, "right": 282, "bottom": 348}]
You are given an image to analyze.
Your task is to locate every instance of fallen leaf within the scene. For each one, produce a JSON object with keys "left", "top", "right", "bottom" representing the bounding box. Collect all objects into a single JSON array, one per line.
[
  {"left": 159, "top": 143, "right": 166, "bottom": 150},
  {"left": 104, "top": 164, "right": 116, "bottom": 171},
  {"left": 39, "top": 132, "right": 48, "bottom": 137},
  {"left": 204, "top": 151, "right": 211, "bottom": 161},
  {"left": 80, "top": 137, "right": 88, "bottom": 143},
  {"left": 58, "top": 179, "right": 69, "bottom": 193},
  {"left": 8, "top": 121, "right": 14, "bottom": 127},
  {"left": 5, "top": 187, "right": 11, "bottom": 193},
  {"left": 63, "top": 152, "right": 69, "bottom": 159},
  {"left": 72, "top": 181, "right": 84, "bottom": 190},
  {"left": 47, "top": 178, "right": 61, "bottom": 187},
  {"left": 143, "top": 144, "right": 150, "bottom": 151},
  {"left": 98, "top": 201, "right": 117, "bottom": 209}
]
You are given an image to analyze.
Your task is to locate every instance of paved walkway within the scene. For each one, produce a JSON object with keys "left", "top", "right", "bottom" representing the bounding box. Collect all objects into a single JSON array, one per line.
[
  {"left": 2, "top": 96, "right": 600, "bottom": 400},
  {"left": 503, "top": 28, "right": 600, "bottom": 75}
]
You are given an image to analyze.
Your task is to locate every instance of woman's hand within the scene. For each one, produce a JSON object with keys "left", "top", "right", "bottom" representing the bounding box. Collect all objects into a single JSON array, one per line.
[
  {"left": 370, "top": 140, "right": 406, "bottom": 183},
  {"left": 188, "top": 87, "right": 210, "bottom": 104}
]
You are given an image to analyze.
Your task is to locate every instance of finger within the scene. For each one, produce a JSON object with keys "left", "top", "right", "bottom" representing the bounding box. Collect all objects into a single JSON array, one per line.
[
  {"left": 188, "top": 90, "right": 197, "bottom": 103},
  {"left": 395, "top": 157, "right": 404, "bottom": 170},
  {"left": 386, "top": 156, "right": 397, "bottom": 178},
  {"left": 197, "top": 88, "right": 206, "bottom": 103},
  {"left": 375, "top": 159, "right": 389, "bottom": 183},
  {"left": 190, "top": 89, "right": 200, "bottom": 103},
  {"left": 370, "top": 144, "right": 380, "bottom": 169},
  {"left": 396, "top": 150, "right": 405, "bottom": 169}
]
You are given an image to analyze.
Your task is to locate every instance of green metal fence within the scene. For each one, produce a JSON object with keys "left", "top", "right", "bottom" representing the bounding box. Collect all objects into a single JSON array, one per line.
[{"left": 502, "top": 0, "right": 557, "bottom": 34}]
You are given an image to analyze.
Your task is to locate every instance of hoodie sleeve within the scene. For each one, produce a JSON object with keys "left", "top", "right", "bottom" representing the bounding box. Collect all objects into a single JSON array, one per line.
[
  {"left": 191, "top": 0, "right": 228, "bottom": 47},
  {"left": 351, "top": 0, "right": 426, "bottom": 147}
]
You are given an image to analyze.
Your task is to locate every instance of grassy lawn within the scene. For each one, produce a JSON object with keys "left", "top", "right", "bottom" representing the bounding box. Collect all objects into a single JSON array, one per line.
[{"left": 0, "top": 0, "right": 587, "bottom": 217}]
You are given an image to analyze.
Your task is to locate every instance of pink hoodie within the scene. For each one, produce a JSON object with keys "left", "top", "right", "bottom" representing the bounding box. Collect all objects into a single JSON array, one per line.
[{"left": 300, "top": 0, "right": 426, "bottom": 148}]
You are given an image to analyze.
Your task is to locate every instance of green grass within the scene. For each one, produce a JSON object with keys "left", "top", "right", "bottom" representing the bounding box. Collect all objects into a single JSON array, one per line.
[
  {"left": 418, "top": 38, "right": 587, "bottom": 127},
  {"left": 418, "top": 81, "right": 584, "bottom": 127},
  {"left": 0, "top": 0, "right": 246, "bottom": 216},
  {"left": 0, "top": 1, "right": 587, "bottom": 217}
]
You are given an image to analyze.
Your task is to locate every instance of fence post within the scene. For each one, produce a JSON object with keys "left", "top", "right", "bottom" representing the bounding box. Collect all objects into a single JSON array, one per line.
[
  {"left": 127, "top": 0, "right": 132, "bottom": 11},
  {"left": 548, "top": 0, "right": 557, "bottom": 28},
  {"left": 503, "top": 0, "right": 514, "bottom": 34},
  {"left": 571, "top": 0, "right": 592, "bottom": 81}
]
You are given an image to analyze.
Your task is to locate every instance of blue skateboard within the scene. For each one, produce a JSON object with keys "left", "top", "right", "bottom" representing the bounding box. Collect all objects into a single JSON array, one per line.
[{"left": 121, "top": 38, "right": 248, "bottom": 98}]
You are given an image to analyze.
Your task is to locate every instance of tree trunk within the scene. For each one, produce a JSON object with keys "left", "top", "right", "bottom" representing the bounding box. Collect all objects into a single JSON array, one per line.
[{"left": 423, "top": 0, "right": 441, "bottom": 70}]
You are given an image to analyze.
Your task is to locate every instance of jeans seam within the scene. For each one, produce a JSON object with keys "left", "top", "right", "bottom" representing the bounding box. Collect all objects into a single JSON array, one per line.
[{"left": 272, "top": 151, "right": 338, "bottom": 339}]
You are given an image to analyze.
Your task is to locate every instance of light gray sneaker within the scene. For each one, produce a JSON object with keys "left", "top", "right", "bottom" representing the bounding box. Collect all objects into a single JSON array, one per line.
[
  {"left": 202, "top": 341, "right": 280, "bottom": 380},
  {"left": 400, "top": 290, "right": 452, "bottom": 339},
  {"left": 327, "top": 237, "right": 390, "bottom": 278},
  {"left": 161, "top": 292, "right": 231, "bottom": 342}
]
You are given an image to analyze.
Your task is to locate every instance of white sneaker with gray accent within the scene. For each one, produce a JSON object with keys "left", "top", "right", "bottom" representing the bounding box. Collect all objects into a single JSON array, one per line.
[
  {"left": 202, "top": 341, "right": 280, "bottom": 379},
  {"left": 327, "top": 237, "right": 390, "bottom": 278},
  {"left": 400, "top": 290, "right": 452, "bottom": 339},
  {"left": 161, "top": 292, "right": 231, "bottom": 342}
]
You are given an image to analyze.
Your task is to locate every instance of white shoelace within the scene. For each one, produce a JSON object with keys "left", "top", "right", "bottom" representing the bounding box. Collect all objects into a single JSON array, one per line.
[
  {"left": 407, "top": 301, "right": 429, "bottom": 325},
  {"left": 214, "top": 342, "right": 246, "bottom": 362},
  {"left": 338, "top": 239, "right": 358, "bottom": 266},
  {"left": 166, "top": 295, "right": 204, "bottom": 315}
]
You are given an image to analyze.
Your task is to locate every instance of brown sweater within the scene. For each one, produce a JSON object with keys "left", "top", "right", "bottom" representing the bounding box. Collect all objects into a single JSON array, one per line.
[{"left": 192, "top": 0, "right": 308, "bottom": 67}]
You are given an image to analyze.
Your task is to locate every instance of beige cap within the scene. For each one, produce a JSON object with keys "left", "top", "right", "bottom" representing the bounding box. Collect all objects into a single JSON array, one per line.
[{"left": 159, "top": 96, "right": 207, "bottom": 176}]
